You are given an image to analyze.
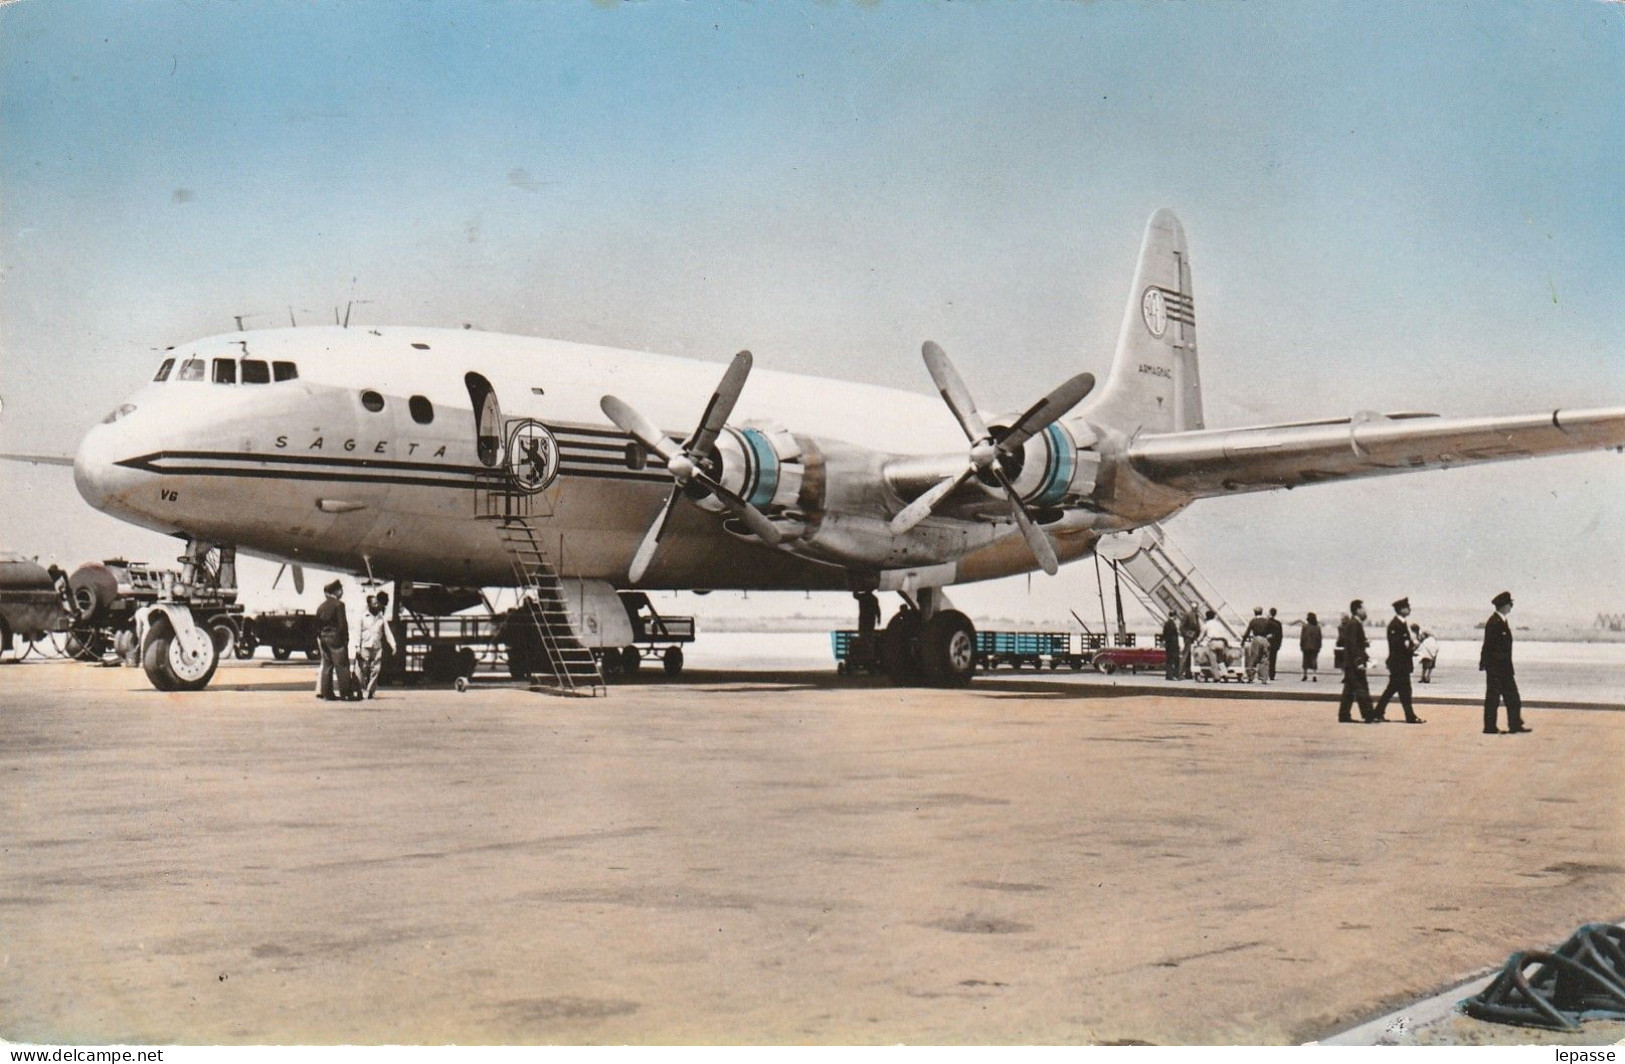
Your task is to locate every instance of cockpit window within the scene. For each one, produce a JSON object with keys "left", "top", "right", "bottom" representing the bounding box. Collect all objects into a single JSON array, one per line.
[
  {"left": 241, "top": 359, "right": 270, "bottom": 384},
  {"left": 272, "top": 361, "right": 298, "bottom": 382},
  {"left": 213, "top": 358, "right": 237, "bottom": 384},
  {"left": 176, "top": 358, "right": 206, "bottom": 382},
  {"left": 153, "top": 358, "right": 174, "bottom": 382}
]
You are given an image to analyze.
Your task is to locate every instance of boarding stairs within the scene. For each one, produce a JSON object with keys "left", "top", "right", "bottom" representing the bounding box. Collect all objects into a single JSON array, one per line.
[
  {"left": 1095, "top": 522, "right": 1245, "bottom": 640},
  {"left": 475, "top": 469, "right": 605, "bottom": 697}
]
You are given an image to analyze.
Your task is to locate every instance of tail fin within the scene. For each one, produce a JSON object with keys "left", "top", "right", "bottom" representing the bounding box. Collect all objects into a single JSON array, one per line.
[{"left": 1080, "top": 209, "right": 1204, "bottom": 436}]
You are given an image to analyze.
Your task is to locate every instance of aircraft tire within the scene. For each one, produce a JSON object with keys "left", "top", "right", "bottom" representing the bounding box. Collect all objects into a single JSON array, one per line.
[
  {"left": 880, "top": 610, "right": 925, "bottom": 684},
  {"left": 209, "top": 620, "right": 237, "bottom": 657},
  {"left": 621, "top": 646, "right": 642, "bottom": 675},
  {"left": 920, "top": 610, "right": 976, "bottom": 688},
  {"left": 662, "top": 645, "right": 684, "bottom": 676},
  {"left": 143, "top": 618, "right": 219, "bottom": 692},
  {"left": 141, "top": 619, "right": 176, "bottom": 691}
]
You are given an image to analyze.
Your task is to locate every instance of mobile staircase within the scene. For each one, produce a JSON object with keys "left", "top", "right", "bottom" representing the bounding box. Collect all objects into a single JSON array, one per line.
[
  {"left": 1095, "top": 522, "right": 1244, "bottom": 638},
  {"left": 477, "top": 471, "right": 605, "bottom": 697}
]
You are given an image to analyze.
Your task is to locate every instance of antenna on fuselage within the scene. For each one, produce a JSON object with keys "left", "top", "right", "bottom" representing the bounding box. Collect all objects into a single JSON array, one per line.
[{"left": 233, "top": 315, "right": 245, "bottom": 332}]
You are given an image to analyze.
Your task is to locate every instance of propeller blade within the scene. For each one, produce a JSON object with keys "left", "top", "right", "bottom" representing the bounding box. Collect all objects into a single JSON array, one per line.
[
  {"left": 996, "top": 372, "right": 1096, "bottom": 454},
  {"left": 922, "top": 341, "right": 990, "bottom": 444},
  {"left": 889, "top": 464, "right": 976, "bottom": 534},
  {"left": 692, "top": 472, "right": 782, "bottom": 546},
  {"left": 628, "top": 488, "right": 685, "bottom": 584},
  {"left": 292, "top": 564, "right": 305, "bottom": 594},
  {"left": 600, "top": 396, "right": 681, "bottom": 464},
  {"left": 990, "top": 467, "right": 1059, "bottom": 576},
  {"left": 686, "top": 350, "right": 753, "bottom": 456}
]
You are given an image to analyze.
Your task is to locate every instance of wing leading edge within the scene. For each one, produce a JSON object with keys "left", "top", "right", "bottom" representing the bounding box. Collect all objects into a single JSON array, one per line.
[{"left": 1127, "top": 406, "right": 1625, "bottom": 496}]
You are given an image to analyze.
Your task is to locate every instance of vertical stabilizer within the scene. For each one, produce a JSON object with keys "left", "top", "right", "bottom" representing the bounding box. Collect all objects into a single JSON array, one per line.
[{"left": 1081, "top": 210, "right": 1204, "bottom": 436}]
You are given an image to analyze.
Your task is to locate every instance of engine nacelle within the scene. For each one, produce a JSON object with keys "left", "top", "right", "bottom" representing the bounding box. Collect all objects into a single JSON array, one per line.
[
  {"left": 708, "top": 421, "right": 806, "bottom": 515},
  {"left": 998, "top": 418, "right": 1102, "bottom": 506}
]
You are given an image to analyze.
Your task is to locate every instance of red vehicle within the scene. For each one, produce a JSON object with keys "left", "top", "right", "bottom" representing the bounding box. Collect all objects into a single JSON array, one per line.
[{"left": 1090, "top": 645, "right": 1167, "bottom": 675}]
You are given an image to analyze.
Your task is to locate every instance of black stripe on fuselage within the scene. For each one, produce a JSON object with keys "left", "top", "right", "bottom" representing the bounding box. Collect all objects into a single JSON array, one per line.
[{"left": 114, "top": 450, "right": 671, "bottom": 488}]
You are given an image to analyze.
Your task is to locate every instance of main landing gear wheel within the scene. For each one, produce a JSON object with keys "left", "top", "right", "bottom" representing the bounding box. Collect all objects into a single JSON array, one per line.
[
  {"left": 880, "top": 610, "right": 925, "bottom": 684},
  {"left": 141, "top": 617, "right": 220, "bottom": 692},
  {"left": 920, "top": 610, "right": 977, "bottom": 688}
]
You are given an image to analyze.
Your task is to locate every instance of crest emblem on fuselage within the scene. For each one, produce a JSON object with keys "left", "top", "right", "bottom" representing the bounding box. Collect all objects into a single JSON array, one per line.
[
  {"left": 1141, "top": 287, "right": 1168, "bottom": 339},
  {"left": 505, "top": 419, "right": 561, "bottom": 494}
]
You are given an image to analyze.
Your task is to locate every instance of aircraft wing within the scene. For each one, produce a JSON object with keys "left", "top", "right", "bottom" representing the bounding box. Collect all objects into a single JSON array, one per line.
[
  {"left": 1127, "top": 406, "right": 1625, "bottom": 496},
  {"left": 0, "top": 452, "right": 75, "bottom": 467}
]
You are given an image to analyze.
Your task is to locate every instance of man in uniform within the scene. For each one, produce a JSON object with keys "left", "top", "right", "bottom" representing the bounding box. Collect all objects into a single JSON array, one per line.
[
  {"left": 1264, "top": 607, "right": 1284, "bottom": 681},
  {"left": 1374, "top": 597, "right": 1425, "bottom": 723},
  {"left": 315, "top": 579, "right": 357, "bottom": 701},
  {"left": 1480, "top": 590, "right": 1528, "bottom": 734},
  {"left": 1162, "top": 612, "right": 1181, "bottom": 681},
  {"left": 1336, "top": 599, "right": 1376, "bottom": 723}
]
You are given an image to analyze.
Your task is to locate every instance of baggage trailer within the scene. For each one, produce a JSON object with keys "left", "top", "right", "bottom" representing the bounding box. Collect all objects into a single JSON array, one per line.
[
  {"left": 976, "top": 630, "right": 1071, "bottom": 671},
  {"left": 236, "top": 610, "right": 320, "bottom": 661}
]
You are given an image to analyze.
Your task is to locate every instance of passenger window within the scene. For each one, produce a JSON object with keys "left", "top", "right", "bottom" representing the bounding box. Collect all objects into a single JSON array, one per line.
[
  {"left": 409, "top": 396, "right": 434, "bottom": 424},
  {"left": 625, "top": 442, "right": 647, "bottom": 470},
  {"left": 176, "top": 358, "right": 206, "bottom": 382},
  {"left": 153, "top": 358, "right": 174, "bottom": 382},
  {"left": 241, "top": 360, "right": 270, "bottom": 384},
  {"left": 213, "top": 358, "right": 237, "bottom": 384},
  {"left": 361, "top": 390, "right": 385, "bottom": 412},
  {"left": 272, "top": 361, "right": 298, "bottom": 382}
]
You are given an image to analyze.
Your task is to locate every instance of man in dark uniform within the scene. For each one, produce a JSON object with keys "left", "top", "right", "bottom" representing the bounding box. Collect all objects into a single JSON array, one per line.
[
  {"left": 1374, "top": 597, "right": 1425, "bottom": 723},
  {"left": 1162, "top": 612, "right": 1181, "bottom": 680},
  {"left": 1264, "top": 607, "right": 1284, "bottom": 681},
  {"left": 315, "top": 579, "right": 357, "bottom": 701},
  {"left": 1336, "top": 599, "right": 1376, "bottom": 723},
  {"left": 1480, "top": 590, "right": 1528, "bottom": 734}
]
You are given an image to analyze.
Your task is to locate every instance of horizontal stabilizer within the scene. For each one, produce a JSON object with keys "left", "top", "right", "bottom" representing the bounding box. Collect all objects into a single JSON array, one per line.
[
  {"left": 1129, "top": 406, "right": 1625, "bottom": 496},
  {"left": 0, "top": 452, "right": 75, "bottom": 467}
]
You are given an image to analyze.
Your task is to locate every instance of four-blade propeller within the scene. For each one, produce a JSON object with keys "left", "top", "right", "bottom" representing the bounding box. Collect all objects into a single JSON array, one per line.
[
  {"left": 889, "top": 341, "right": 1094, "bottom": 576},
  {"left": 601, "top": 351, "right": 782, "bottom": 584}
]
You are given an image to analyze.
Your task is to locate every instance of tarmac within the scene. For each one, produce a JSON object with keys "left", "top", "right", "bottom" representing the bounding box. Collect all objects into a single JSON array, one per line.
[{"left": 3, "top": 657, "right": 1624, "bottom": 1045}]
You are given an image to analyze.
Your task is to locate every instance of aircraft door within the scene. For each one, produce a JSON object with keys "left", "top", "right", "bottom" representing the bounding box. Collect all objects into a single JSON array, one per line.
[{"left": 465, "top": 372, "right": 503, "bottom": 468}]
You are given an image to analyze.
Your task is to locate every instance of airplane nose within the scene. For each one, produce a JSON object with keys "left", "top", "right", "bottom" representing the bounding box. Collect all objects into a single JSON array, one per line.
[{"left": 74, "top": 423, "right": 125, "bottom": 513}]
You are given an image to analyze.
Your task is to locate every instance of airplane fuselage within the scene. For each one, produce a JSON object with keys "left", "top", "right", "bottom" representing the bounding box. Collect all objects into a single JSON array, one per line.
[{"left": 74, "top": 327, "right": 1140, "bottom": 591}]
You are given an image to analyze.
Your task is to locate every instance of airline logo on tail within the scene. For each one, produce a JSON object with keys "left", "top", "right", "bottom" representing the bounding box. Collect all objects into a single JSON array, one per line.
[{"left": 1141, "top": 286, "right": 1195, "bottom": 339}]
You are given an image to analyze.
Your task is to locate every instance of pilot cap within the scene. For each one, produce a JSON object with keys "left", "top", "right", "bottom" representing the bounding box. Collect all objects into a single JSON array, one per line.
[
  {"left": 1392, "top": 597, "right": 1410, "bottom": 612},
  {"left": 1492, "top": 590, "right": 1514, "bottom": 609},
  {"left": 324, "top": 579, "right": 343, "bottom": 595}
]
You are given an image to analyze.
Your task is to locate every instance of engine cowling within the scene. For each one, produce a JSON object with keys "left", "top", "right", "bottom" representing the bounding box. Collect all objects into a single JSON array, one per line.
[
  {"left": 708, "top": 421, "right": 806, "bottom": 515},
  {"left": 998, "top": 418, "right": 1102, "bottom": 507}
]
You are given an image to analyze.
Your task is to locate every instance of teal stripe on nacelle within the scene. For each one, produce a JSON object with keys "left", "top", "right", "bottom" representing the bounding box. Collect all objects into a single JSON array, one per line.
[{"left": 741, "top": 427, "right": 779, "bottom": 508}]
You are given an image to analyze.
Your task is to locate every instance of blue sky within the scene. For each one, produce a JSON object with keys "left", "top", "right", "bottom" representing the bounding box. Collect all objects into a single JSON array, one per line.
[{"left": 2, "top": 0, "right": 1622, "bottom": 624}]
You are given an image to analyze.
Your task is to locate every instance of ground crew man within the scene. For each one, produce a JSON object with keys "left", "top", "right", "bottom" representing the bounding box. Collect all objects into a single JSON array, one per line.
[
  {"left": 1480, "top": 590, "right": 1528, "bottom": 734},
  {"left": 315, "top": 580, "right": 358, "bottom": 701},
  {"left": 1374, "top": 597, "right": 1424, "bottom": 724},
  {"left": 1264, "top": 607, "right": 1284, "bottom": 681},
  {"left": 1337, "top": 599, "right": 1375, "bottom": 723},
  {"left": 1162, "top": 612, "right": 1180, "bottom": 680}
]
